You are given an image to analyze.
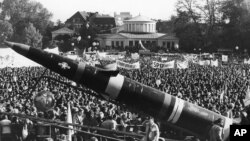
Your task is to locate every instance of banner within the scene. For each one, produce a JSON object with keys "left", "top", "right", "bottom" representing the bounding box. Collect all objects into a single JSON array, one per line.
[
  {"left": 183, "top": 54, "right": 198, "bottom": 63},
  {"left": 151, "top": 60, "right": 175, "bottom": 69},
  {"left": 244, "top": 59, "right": 250, "bottom": 64},
  {"left": 97, "top": 52, "right": 123, "bottom": 61},
  {"left": 44, "top": 47, "right": 59, "bottom": 55},
  {"left": 211, "top": 59, "right": 219, "bottom": 67},
  {"left": 131, "top": 53, "right": 140, "bottom": 60},
  {"left": 161, "top": 57, "right": 168, "bottom": 61},
  {"left": 95, "top": 62, "right": 117, "bottom": 71},
  {"left": 222, "top": 55, "right": 228, "bottom": 62},
  {"left": 116, "top": 60, "right": 140, "bottom": 70},
  {"left": 244, "top": 86, "right": 250, "bottom": 107},
  {"left": 198, "top": 60, "right": 210, "bottom": 66},
  {"left": 176, "top": 61, "right": 188, "bottom": 69}
]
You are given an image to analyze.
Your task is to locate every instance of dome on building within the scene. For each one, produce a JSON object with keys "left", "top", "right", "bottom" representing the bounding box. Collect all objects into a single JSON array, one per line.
[
  {"left": 124, "top": 15, "right": 156, "bottom": 33},
  {"left": 125, "top": 15, "right": 154, "bottom": 22}
]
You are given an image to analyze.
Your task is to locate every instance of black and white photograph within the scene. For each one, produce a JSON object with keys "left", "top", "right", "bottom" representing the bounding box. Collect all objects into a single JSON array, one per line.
[{"left": 0, "top": 0, "right": 250, "bottom": 141}]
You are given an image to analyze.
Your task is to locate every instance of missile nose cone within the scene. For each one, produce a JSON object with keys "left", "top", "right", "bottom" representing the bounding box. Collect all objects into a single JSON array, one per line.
[
  {"left": 4, "top": 40, "right": 30, "bottom": 56},
  {"left": 4, "top": 41, "right": 15, "bottom": 48}
]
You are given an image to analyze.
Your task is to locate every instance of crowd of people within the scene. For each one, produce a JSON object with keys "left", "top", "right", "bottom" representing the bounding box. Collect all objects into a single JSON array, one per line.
[{"left": 0, "top": 54, "right": 250, "bottom": 141}]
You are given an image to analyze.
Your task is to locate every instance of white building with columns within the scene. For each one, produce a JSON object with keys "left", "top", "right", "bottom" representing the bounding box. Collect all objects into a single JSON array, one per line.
[
  {"left": 124, "top": 15, "right": 156, "bottom": 33},
  {"left": 96, "top": 15, "right": 179, "bottom": 50}
]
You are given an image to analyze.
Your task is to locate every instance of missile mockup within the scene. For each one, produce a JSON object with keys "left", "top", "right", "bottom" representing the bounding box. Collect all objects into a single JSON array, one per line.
[{"left": 4, "top": 41, "right": 233, "bottom": 140}]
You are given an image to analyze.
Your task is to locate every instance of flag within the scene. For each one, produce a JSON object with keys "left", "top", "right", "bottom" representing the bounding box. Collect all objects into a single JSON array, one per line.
[
  {"left": 131, "top": 53, "right": 140, "bottom": 60},
  {"left": 244, "top": 86, "right": 250, "bottom": 107},
  {"left": 177, "top": 61, "right": 189, "bottom": 69},
  {"left": 219, "top": 90, "right": 224, "bottom": 104},
  {"left": 211, "top": 59, "right": 219, "bottom": 67},
  {"left": 161, "top": 57, "right": 168, "bottom": 61},
  {"left": 133, "top": 62, "right": 140, "bottom": 69},
  {"left": 220, "top": 83, "right": 227, "bottom": 104},
  {"left": 222, "top": 55, "right": 228, "bottom": 62},
  {"left": 156, "top": 79, "right": 161, "bottom": 87},
  {"left": 67, "top": 103, "right": 74, "bottom": 141},
  {"left": 139, "top": 40, "right": 147, "bottom": 50}
]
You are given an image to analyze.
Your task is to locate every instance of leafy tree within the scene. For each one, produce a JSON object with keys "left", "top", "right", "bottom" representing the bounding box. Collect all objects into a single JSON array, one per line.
[
  {"left": 24, "top": 23, "right": 43, "bottom": 48},
  {"left": 54, "top": 34, "right": 74, "bottom": 52},
  {"left": 174, "top": 0, "right": 250, "bottom": 52},
  {"left": 0, "top": 20, "right": 13, "bottom": 42},
  {"left": 77, "top": 23, "right": 98, "bottom": 50},
  {"left": 0, "top": 0, "right": 52, "bottom": 42}
]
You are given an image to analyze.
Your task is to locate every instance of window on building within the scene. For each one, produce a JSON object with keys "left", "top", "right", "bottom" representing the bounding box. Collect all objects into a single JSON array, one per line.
[
  {"left": 116, "top": 41, "right": 119, "bottom": 47},
  {"left": 129, "top": 41, "right": 133, "bottom": 46},
  {"left": 172, "top": 41, "right": 175, "bottom": 48},
  {"left": 163, "top": 42, "right": 166, "bottom": 46},
  {"left": 167, "top": 42, "right": 170, "bottom": 48},
  {"left": 121, "top": 41, "right": 124, "bottom": 47},
  {"left": 112, "top": 41, "right": 115, "bottom": 47},
  {"left": 135, "top": 40, "right": 139, "bottom": 46},
  {"left": 152, "top": 41, "right": 156, "bottom": 45}
]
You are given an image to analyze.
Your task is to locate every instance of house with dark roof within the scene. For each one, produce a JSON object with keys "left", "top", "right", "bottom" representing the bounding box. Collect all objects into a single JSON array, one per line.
[
  {"left": 65, "top": 11, "right": 89, "bottom": 31},
  {"left": 89, "top": 14, "right": 116, "bottom": 34},
  {"left": 64, "top": 11, "right": 116, "bottom": 33}
]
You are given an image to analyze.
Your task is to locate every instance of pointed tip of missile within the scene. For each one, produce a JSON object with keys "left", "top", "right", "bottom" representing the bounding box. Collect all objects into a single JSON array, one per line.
[
  {"left": 4, "top": 40, "right": 15, "bottom": 48},
  {"left": 3, "top": 40, "right": 30, "bottom": 56}
]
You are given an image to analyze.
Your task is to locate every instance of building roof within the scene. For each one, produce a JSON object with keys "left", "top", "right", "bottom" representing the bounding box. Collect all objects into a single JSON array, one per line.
[
  {"left": 65, "top": 11, "right": 88, "bottom": 23},
  {"left": 52, "top": 27, "right": 75, "bottom": 34},
  {"left": 91, "top": 17, "right": 116, "bottom": 26},
  {"left": 125, "top": 15, "right": 154, "bottom": 22},
  {"left": 79, "top": 11, "right": 89, "bottom": 20},
  {"left": 97, "top": 32, "right": 179, "bottom": 40},
  {"left": 119, "top": 33, "right": 165, "bottom": 39}
]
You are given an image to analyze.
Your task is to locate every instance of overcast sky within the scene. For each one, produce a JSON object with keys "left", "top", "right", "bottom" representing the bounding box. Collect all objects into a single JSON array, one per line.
[{"left": 37, "top": 0, "right": 178, "bottom": 22}]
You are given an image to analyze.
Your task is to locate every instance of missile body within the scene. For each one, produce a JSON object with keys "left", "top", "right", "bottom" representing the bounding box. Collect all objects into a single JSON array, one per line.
[{"left": 4, "top": 41, "right": 232, "bottom": 140}]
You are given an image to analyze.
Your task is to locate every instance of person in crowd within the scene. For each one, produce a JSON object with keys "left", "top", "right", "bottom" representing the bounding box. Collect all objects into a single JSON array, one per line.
[
  {"left": 209, "top": 118, "right": 224, "bottom": 141},
  {"left": 0, "top": 115, "right": 13, "bottom": 141},
  {"left": 142, "top": 117, "right": 160, "bottom": 141}
]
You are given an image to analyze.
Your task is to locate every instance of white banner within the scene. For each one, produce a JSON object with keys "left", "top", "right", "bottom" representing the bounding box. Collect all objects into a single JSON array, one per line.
[
  {"left": 211, "top": 59, "right": 219, "bottom": 67},
  {"left": 161, "top": 57, "right": 168, "bottom": 61},
  {"left": 151, "top": 61, "right": 175, "bottom": 69},
  {"left": 176, "top": 61, "right": 188, "bottom": 69},
  {"left": 222, "top": 55, "right": 228, "bottom": 62},
  {"left": 244, "top": 59, "right": 250, "bottom": 64},
  {"left": 198, "top": 60, "right": 210, "bottom": 66},
  {"left": 97, "top": 52, "right": 123, "bottom": 61},
  {"left": 183, "top": 54, "right": 198, "bottom": 63},
  {"left": 44, "top": 47, "right": 59, "bottom": 55},
  {"left": 131, "top": 53, "right": 140, "bottom": 60},
  {"left": 116, "top": 60, "right": 140, "bottom": 70}
]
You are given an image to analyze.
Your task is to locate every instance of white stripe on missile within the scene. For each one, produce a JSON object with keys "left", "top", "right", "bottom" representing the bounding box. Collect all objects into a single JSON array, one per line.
[
  {"left": 73, "top": 62, "right": 86, "bottom": 83},
  {"left": 159, "top": 94, "right": 172, "bottom": 119},
  {"left": 105, "top": 74, "right": 125, "bottom": 99},
  {"left": 172, "top": 99, "right": 185, "bottom": 123},
  {"left": 168, "top": 97, "right": 180, "bottom": 122},
  {"left": 168, "top": 97, "right": 185, "bottom": 124}
]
